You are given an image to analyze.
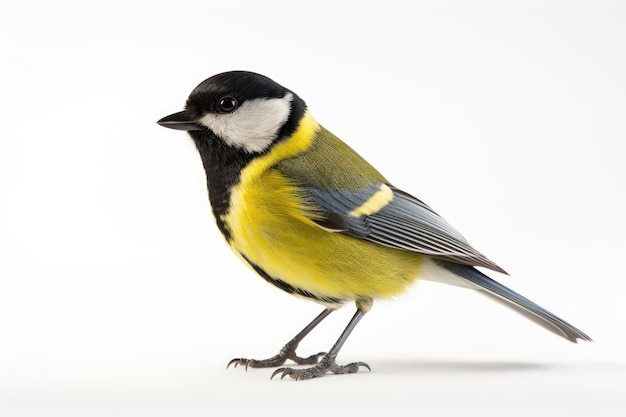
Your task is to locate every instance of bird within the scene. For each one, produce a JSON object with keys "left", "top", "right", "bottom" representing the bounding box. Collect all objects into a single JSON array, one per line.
[{"left": 157, "top": 71, "right": 591, "bottom": 380}]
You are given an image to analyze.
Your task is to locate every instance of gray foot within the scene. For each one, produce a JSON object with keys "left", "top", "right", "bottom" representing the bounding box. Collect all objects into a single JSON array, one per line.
[
  {"left": 271, "top": 354, "right": 370, "bottom": 380},
  {"left": 227, "top": 340, "right": 325, "bottom": 370}
]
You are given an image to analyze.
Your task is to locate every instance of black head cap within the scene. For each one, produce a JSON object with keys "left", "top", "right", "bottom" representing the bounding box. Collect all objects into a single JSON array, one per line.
[{"left": 185, "top": 71, "right": 293, "bottom": 119}]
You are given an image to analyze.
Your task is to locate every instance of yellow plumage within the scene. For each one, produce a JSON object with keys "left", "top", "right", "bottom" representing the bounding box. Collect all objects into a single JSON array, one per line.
[{"left": 223, "top": 111, "right": 423, "bottom": 303}]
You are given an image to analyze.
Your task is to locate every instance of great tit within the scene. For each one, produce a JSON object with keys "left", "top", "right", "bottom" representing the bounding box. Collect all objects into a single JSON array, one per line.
[{"left": 157, "top": 71, "right": 591, "bottom": 380}]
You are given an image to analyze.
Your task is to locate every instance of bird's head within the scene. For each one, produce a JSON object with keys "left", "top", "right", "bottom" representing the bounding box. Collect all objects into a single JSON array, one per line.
[{"left": 158, "top": 71, "right": 307, "bottom": 154}]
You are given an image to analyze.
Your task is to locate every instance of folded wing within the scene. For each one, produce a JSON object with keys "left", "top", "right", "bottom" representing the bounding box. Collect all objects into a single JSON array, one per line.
[{"left": 307, "top": 182, "right": 507, "bottom": 274}]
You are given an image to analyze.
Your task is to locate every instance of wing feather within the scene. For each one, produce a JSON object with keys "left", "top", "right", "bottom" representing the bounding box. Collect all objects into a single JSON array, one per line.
[{"left": 306, "top": 183, "right": 506, "bottom": 273}]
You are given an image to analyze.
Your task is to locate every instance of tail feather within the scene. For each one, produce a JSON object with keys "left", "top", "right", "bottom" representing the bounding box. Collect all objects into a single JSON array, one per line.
[{"left": 440, "top": 261, "right": 592, "bottom": 343}]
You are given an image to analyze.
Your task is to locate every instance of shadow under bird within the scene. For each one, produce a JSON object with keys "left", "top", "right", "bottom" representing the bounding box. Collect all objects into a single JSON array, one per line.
[{"left": 157, "top": 71, "right": 591, "bottom": 380}]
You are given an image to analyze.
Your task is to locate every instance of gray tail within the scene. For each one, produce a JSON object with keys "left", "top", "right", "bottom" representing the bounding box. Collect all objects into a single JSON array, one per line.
[{"left": 440, "top": 261, "right": 592, "bottom": 343}]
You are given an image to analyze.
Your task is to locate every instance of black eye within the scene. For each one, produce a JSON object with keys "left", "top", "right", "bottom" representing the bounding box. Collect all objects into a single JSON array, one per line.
[{"left": 218, "top": 97, "right": 238, "bottom": 113}]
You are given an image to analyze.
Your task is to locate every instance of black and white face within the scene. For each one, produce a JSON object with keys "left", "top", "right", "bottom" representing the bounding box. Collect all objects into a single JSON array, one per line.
[
  {"left": 194, "top": 91, "right": 294, "bottom": 153},
  {"left": 158, "top": 71, "right": 305, "bottom": 154}
]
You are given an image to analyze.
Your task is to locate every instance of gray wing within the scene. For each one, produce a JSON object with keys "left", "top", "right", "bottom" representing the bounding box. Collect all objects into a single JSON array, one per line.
[{"left": 307, "top": 183, "right": 507, "bottom": 274}]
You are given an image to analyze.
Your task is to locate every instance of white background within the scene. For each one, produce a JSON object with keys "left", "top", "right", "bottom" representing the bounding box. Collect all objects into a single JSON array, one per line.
[{"left": 1, "top": 1, "right": 625, "bottom": 416}]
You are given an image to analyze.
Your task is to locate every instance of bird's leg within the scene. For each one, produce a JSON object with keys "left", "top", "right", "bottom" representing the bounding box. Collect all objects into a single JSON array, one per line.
[
  {"left": 272, "top": 300, "right": 372, "bottom": 380},
  {"left": 227, "top": 308, "right": 333, "bottom": 370}
]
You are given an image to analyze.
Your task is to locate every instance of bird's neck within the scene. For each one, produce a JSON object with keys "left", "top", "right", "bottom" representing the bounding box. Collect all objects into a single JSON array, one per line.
[
  {"left": 190, "top": 110, "right": 320, "bottom": 241},
  {"left": 191, "top": 131, "right": 256, "bottom": 240}
]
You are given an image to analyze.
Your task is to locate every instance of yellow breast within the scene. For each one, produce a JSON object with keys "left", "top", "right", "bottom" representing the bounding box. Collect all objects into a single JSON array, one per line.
[{"left": 221, "top": 112, "right": 424, "bottom": 303}]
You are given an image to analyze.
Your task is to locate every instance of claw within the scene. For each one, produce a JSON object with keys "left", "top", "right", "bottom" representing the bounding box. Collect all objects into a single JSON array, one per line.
[
  {"left": 357, "top": 362, "right": 371, "bottom": 372},
  {"left": 270, "top": 368, "right": 287, "bottom": 380},
  {"left": 227, "top": 358, "right": 248, "bottom": 370}
]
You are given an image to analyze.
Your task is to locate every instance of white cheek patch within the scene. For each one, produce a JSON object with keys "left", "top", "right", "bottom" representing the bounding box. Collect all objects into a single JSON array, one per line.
[{"left": 198, "top": 93, "right": 293, "bottom": 153}]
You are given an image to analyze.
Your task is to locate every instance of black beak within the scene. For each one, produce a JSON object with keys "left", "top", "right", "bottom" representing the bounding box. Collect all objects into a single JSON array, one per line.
[{"left": 157, "top": 111, "right": 203, "bottom": 131}]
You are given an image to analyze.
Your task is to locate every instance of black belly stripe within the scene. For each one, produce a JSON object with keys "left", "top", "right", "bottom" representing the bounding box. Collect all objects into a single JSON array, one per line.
[{"left": 240, "top": 253, "right": 343, "bottom": 305}]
